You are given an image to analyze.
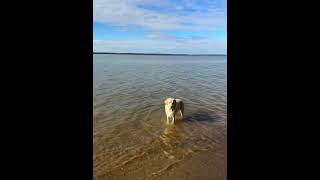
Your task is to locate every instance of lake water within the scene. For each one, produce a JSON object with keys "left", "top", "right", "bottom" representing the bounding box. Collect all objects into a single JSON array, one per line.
[{"left": 93, "top": 54, "right": 227, "bottom": 180}]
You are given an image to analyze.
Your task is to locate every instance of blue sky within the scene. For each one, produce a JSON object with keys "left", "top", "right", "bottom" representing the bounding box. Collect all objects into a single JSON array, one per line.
[{"left": 93, "top": 0, "right": 227, "bottom": 54}]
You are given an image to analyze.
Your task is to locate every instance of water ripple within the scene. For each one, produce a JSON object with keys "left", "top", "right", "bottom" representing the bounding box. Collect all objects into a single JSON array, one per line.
[{"left": 93, "top": 54, "right": 227, "bottom": 180}]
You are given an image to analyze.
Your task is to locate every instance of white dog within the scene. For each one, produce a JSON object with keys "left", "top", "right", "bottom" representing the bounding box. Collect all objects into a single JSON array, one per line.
[{"left": 164, "top": 98, "right": 184, "bottom": 124}]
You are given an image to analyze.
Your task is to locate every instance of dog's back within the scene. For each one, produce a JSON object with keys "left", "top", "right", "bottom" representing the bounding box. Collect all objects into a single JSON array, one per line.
[{"left": 174, "top": 99, "right": 184, "bottom": 112}]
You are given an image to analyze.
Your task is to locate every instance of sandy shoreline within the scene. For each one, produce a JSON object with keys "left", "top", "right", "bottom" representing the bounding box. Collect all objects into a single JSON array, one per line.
[{"left": 94, "top": 124, "right": 226, "bottom": 180}]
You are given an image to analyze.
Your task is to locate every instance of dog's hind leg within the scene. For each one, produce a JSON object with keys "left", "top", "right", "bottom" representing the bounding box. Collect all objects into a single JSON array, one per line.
[
  {"left": 180, "top": 103, "right": 184, "bottom": 119},
  {"left": 180, "top": 110, "right": 184, "bottom": 119}
]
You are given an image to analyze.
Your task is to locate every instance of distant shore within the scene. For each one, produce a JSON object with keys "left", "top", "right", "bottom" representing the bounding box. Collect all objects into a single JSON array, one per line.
[{"left": 93, "top": 52, "right": 227, "bottom": 56}]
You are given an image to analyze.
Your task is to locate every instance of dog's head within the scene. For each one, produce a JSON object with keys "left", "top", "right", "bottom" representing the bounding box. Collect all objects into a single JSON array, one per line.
[{"left": 164, "top": 98, "right": 176, "bottom": 110}]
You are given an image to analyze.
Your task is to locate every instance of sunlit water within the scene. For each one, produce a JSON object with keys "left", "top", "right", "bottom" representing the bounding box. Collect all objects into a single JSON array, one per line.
[{"left": 93, "top": 54, "right": 227, "bottom": 180}]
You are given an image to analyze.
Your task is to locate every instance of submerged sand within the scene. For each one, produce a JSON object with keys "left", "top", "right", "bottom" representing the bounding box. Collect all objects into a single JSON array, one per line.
[{"left": 93, "top": 54, "right": 227, "bottom": 180}]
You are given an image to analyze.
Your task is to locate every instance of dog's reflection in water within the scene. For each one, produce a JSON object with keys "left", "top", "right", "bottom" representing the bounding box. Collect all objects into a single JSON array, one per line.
[
  {"left": 163, "top": 126, "right": 178, "bottom": 143},
  {"left": 159, "top": 124, "right": 186, "bottom": 148},
  {"left": 159, "top": 125, "right": 177, "bottom": 159},
  {"left": 159, "top": 124, "right": 190, "bottom": 160}
]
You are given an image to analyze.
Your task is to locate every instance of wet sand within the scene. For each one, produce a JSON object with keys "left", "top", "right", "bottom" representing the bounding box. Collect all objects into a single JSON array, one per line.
[{"left": 97, "top": 124, "right": 227, "bottom": 180}]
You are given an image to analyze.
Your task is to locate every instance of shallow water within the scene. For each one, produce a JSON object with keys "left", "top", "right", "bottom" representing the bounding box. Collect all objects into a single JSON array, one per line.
[{"left": 93, "top": 54, "right": 227, "bottom": 180}]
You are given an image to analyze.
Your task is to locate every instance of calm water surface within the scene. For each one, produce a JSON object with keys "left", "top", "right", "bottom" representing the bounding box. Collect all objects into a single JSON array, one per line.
[{"left": 93, "top": 54, "right": 227, "bottom": 180}]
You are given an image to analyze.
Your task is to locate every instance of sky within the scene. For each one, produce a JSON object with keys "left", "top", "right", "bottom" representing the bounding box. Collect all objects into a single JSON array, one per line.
[{"left": 93, "top": 0, "right": 227, "bottom": 54}]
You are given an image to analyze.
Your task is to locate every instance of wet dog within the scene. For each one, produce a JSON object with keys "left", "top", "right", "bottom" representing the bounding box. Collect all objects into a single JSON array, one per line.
[{"left": 164, "top": 98, "right": 184, "bottom": 124}]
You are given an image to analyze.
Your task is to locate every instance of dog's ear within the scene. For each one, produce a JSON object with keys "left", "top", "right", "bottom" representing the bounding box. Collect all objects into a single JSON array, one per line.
[
  {"left": 164, "top": 98, "right": 169, "bottom": 105},
  {"left": 173, "top": 99, "right": 176, "bottom": 104}
]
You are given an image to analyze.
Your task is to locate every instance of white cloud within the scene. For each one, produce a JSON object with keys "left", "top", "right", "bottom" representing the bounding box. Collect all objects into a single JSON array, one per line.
[
  {"left": 93, "top": 0, "right": 226, "bottom": 31},
  {"left": 93, "top": 0, "right": 227, "bottom": 54}
]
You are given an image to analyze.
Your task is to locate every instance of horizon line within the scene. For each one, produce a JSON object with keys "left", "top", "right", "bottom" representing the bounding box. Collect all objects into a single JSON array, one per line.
[{"left": 93, "top": 52, "right": 227, "bottom": 56}]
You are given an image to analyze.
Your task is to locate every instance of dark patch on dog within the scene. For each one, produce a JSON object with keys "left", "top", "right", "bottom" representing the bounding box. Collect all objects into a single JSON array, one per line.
[{"left": 171, "top": 99, "right": 176, "bottom": 110}]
